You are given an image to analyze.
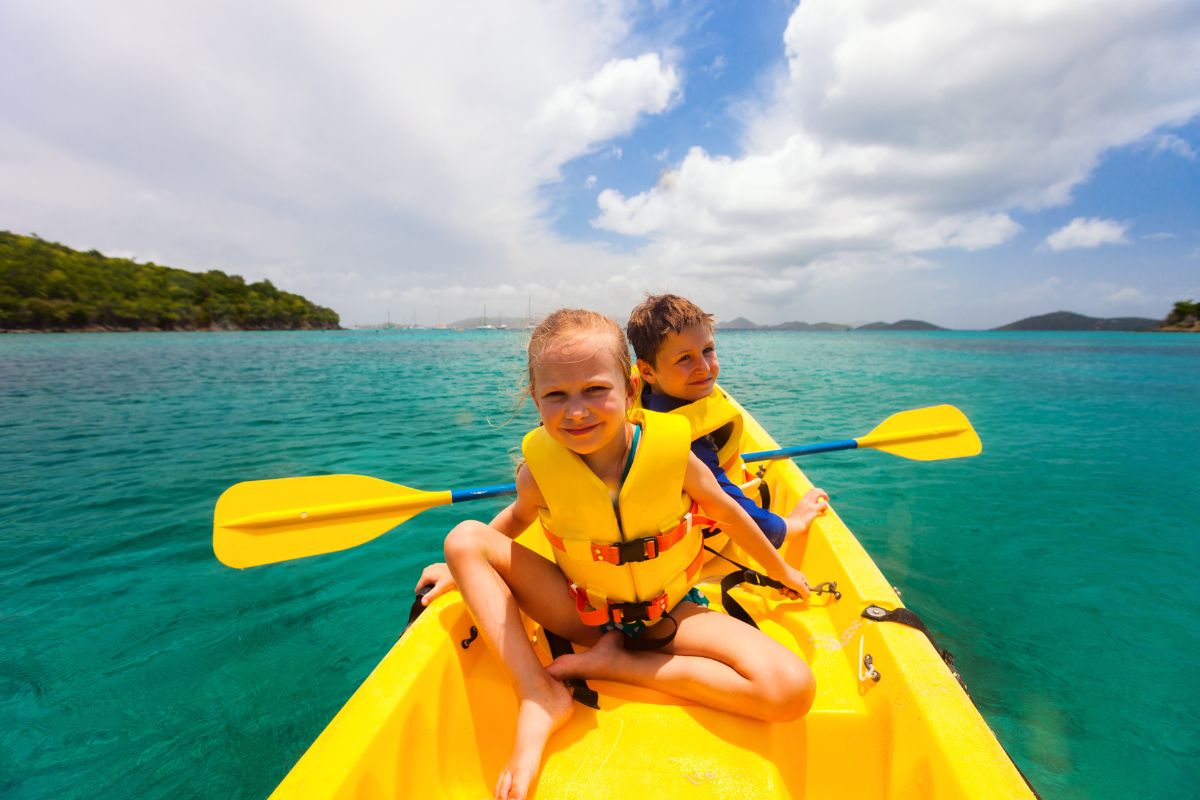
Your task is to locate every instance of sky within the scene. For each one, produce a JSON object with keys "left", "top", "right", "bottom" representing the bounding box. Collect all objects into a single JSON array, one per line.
[{"left": 2, "top": 0, "right": 1199, "bottom": 329}]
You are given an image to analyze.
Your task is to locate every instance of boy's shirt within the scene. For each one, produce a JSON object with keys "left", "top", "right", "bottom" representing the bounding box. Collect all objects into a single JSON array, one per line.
[{"left": 641, "top": 388, "right": 787, "bottom": 547}]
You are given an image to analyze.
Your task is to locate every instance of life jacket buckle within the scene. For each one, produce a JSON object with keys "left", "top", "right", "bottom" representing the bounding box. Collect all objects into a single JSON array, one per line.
[
  {"left": 607, "top": 591, "right": 669, "bottom": 625},
  {"left": 611, "top": 536, "right": 659, "bottom": 564}
]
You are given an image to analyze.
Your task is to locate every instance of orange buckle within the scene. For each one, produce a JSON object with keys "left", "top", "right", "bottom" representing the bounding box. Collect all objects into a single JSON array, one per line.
[
  {"left": 608, "top": 591, "right": 669, "bottom": 625},
  {"left": 591, "top": 536, "right": 660, "bottom": 565}
]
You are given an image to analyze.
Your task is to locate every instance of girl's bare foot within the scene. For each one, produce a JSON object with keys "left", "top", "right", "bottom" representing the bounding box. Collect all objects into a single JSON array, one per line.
[
  {"left": 545, "top": 630, "right": 626, "bottom": 682},
  {"left": 495, "top": 678, "right": 574, "bottom": 800}
]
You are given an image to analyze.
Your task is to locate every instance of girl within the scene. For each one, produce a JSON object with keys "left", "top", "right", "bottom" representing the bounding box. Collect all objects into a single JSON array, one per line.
[{"left": 442, "top": 309, "right": 815, "bottom": 800}]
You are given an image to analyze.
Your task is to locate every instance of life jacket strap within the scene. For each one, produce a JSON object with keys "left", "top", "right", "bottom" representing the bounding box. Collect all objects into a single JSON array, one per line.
[
  {"left": 568, "top": 547, "right": 705, "bottom": 626},
  {"left": 543, "top": 504, "right": 719, "bottom": 567}
]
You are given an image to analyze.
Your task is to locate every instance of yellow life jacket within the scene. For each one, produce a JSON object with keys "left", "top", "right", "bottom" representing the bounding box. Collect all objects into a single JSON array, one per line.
[
  {"left": 633, "top": 384, "right": 755, "bottom": 563},
  {"left": 662, "top": 384, "right": 746, "bottom": 478},
  {"left": 522, "top": 409, "right": 710, "bottom": 628}
]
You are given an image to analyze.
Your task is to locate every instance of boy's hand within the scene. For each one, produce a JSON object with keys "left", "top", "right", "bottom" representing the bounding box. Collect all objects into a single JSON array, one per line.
[
  {"left": 786, "top": 487, "right": 829, "bottom": 538},
  {"left": 415, "top": 562, "right": 456, "bottom": 605},
  {"left": 797, "top": 487, "right": 829, "bottom": 518},
  {"left": 776, "top": 566, "right": 811, "bottom": 601}
]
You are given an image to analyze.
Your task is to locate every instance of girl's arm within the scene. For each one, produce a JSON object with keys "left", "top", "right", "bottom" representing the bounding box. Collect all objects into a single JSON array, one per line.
[
  {"left": 487, "top": 464, "right": 544, "bottom": 538},
  {"left": 416, "top": 467, "right": 546, "bottom": 605},
  {"left": 684, "top": 453, "right": 810, "bottom": 599}
]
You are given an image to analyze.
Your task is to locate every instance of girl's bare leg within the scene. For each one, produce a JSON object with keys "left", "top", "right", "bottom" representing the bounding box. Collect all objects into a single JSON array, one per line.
[
  {"left": 443, "top": 520, "right": 598, "bottom": 800},
  {"left": 545, "top": 602, "right": 814, "bottom": 722}
]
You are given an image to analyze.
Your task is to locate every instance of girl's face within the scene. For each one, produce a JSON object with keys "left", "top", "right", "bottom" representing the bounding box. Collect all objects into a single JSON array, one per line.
[{"left": 531, "top": 334, "right": 633, "bottom": 457}]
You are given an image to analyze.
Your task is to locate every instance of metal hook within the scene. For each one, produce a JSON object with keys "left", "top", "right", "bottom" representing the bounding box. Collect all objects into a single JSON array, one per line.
[
  {"left": 461, "top": 625, "right": 479, "bottom": 649},
  {"left": 809, "top": 581, "right": 841, "bottom": 600}
]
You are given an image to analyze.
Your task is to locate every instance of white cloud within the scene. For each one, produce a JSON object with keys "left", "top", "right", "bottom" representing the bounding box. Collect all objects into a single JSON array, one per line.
[
  {"left": 0, "top": 1, "right": 674, "bottom": 322},
  {"left": 1045, "top": 218, "right": 1131, "bottom": 251},
  {"left": 584, "top": 175, "right": 598, "bottom": 189},
  {"left": 1146, "top": 133, "right": 1198, "bottom": 160},
  {"left": 701, "top": 54, "right": 727, "bottom": 79},
  {"left": 1098, "top": 285, "right": 1146, "bottom": 305},
  {"left": 2, "top": 1, "right": 1198, "bottom": 327},
  {"left": 594, "top": 0, "right": 1200, "bottom": 303},
  {"left": 989, "top": 277, "right": 1165, "bottom": 323},
  {"left": 532, "top": 53, "right": 680, "bottom": 175}
]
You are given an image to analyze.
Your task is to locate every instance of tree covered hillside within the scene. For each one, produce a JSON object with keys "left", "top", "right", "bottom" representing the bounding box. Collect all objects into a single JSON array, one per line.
[{"left": 1, "top": 231, "right": 339, "bottom": 331}]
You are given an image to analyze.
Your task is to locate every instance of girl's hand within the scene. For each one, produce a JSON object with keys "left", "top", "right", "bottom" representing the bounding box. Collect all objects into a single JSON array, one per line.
[
  {"left": 415, "top": 562, "right": 456, "bottom": 605},
  {"left": 776, "top": 566, "right": 811, "bottom": 601}
]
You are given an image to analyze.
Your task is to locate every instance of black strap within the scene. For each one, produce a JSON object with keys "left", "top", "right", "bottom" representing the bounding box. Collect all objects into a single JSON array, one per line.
[
  {"left": 756, "top": 465, "right": 771, "bottom": 509},
  {"left": 703, "top": 543, "right": 838, "bottom": 629},
  {"left": 719, "top": 568, "right": 785, "bottom": 627},
  {"left": 620, "top": 611, "right": 679, "bottom": 652},
  {"left": 862, "top": 605, "right": 964, "bottom": 689},
  {"left": 403, "top": 585, "right": 433, "bottom": 633},
  {"left": 543, "top": 629, "right": 600, "bottom": 709}
]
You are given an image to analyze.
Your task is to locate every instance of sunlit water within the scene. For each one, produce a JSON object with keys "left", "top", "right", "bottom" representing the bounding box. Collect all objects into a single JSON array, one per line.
[{"left": 2, "top": 329, "right": 1196, "bottom": 798}]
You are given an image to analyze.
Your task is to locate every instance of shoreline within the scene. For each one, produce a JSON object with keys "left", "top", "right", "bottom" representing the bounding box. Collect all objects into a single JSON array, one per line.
[
  {"left": 5, "top": 325, "right": 1196, "bottom": 335},
  {"left": 1, "top": 325, "right": 345, "bottom": 334}
]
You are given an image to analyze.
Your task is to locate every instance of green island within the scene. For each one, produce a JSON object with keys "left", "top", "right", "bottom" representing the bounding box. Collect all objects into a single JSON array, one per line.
[
  {"left": 1161, "top": 300, "right": 1199, "bottom": 332},
  {"left": 1, "top": 231, "right": 340, "bottom": 332}
]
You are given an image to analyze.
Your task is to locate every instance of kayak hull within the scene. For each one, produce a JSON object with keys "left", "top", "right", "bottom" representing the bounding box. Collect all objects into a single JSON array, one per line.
[{"left": 270, "top": 401, "right": 1033, "bottom": 798}]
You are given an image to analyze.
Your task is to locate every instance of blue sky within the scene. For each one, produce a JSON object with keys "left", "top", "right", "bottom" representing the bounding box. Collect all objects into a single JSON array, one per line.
[{"left": 2, "top": 0, "right": 1198, "bottom": 328}]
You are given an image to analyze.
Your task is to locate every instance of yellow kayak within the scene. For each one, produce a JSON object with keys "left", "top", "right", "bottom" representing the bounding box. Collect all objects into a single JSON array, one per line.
[{"left": 268, "top": 402, "right": 1035, "bottom": 799}]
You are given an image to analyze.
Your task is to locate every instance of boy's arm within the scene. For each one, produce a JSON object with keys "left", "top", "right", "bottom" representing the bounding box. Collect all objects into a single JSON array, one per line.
[
  {"left": 683, "top": 453, "right": 810, "bottom": 599},
  {"left": 693, "top": 435, "right": 789, "bottom": 546}
]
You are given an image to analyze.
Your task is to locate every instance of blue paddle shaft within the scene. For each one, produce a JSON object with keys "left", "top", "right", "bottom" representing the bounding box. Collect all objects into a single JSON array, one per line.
[
  {"left": 741, "top": 439, "right": 858, "bottom": 463},
  {"left": 446, "top": 439, "right": 859, "bottom": 501},
  {"left": 450, "top": 483, "right": 518, "bottom": 503}
]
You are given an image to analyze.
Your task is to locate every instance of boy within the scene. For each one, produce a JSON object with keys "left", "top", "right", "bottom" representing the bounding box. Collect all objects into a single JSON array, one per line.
[{"left": 626, "top": 294, "right": 827, "bottom": 550}]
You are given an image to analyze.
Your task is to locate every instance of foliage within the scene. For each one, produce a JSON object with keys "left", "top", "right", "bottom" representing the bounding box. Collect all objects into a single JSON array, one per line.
[
  {"left": 0, "top": 231, "right": 339, "bottom": 331},
  {"left": 1164, "top": 299, "right": 1198, "bottom": 326}
]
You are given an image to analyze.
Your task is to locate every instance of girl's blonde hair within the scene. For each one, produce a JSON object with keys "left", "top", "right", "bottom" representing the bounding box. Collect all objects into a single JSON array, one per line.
[{"left": 527, "top": 308, "right": 634, "bottom": 395}]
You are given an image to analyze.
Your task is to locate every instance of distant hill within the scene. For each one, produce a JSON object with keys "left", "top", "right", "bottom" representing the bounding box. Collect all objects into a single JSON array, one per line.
[
  {"left": 0, "top": 231, "right": 339, "bottom": 331},
  {"left": 716, "top": 318, "right": 850, "bottom": 331},
  {"left": 856, "top": 319, "right": 945, "bottom": 331},
  {"left": 718, "top": 317, "right": 945, "bottom": 331},
  {"left": 718, "top": 316, "right": 760, "bottom": 330},
  {"left": 994, "top": 311, "right": 1159, "bottom": 332}
]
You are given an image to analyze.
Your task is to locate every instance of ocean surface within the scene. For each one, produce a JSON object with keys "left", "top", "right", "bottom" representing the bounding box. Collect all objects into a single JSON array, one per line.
[{"left": 2, "top": 329, "right": 1197, "bottom": 799}]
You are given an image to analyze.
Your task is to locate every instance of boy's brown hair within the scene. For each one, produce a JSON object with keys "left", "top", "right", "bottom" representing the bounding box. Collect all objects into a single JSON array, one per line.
[{"left": 626, "top": 294, "right": 715, "bottom": 364}]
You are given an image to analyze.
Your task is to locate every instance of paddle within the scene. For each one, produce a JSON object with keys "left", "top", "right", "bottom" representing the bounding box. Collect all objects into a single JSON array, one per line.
[
  {"left": 213, "top": 404, "right": 979, "bottom": 568},
  {"left": 742, "top": 403, "right": 980, "bottom": 463}
]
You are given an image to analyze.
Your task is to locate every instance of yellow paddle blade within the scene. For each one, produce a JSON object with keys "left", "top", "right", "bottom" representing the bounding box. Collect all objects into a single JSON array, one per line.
[
  {"left": 855, "top": 405, "right": 982, "bottom": 461},
  {"left": 213, "top": 475, "right": 452, "bottom": 568}
]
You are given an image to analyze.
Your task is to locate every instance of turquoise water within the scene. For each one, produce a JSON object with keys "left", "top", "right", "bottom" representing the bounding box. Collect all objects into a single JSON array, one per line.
[{"left": 2, "top": 329, "right": 1197, "bottom": 798}]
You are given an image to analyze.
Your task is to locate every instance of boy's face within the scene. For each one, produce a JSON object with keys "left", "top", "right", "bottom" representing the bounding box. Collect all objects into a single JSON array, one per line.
[{"left": 638, "top": 323, "right": 719, "bottom": 402}]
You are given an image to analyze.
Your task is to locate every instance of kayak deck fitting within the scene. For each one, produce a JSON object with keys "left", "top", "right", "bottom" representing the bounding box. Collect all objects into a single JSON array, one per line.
[{"left": 269, "top": 401, "right": 1033, "bottom": 799}]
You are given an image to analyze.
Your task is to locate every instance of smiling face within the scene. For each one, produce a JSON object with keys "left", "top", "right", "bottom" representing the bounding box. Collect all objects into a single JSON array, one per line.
[
  {"left": 638, "top": 323, "right": 719, "bottom": 402},
  {"left": 531, "top": 332, "right": 634, "bottom": 458}
]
